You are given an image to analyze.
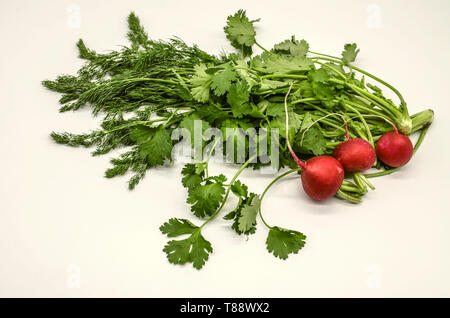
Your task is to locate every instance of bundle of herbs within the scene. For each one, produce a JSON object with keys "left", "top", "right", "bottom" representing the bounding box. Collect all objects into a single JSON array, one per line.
[{"left": 43, "top": 10, "right": 433, "bottom": 269}]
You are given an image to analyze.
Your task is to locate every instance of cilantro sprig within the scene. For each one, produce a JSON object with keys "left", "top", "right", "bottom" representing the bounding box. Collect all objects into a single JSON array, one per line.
[{"left": 161, "top": 147, "right": 259, "bottom": 269}]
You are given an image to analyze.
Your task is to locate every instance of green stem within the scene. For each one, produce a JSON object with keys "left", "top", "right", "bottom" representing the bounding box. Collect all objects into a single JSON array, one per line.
[
  {"left": 309, "top": 52, "right": 408, "bottom": 113},
  {"left": 205, "top": 138, "right": 220, "bottom": 178},
  {"left": 255, "top": 41, "right": 271, "bottom": 53},
  {"left": 260, "top": 74, "right": 308, "bottom": 80},
  {"left": 291, "top": 97, "right": 320, "bottom": 105},
  {"left": 315, "top": 61, "right": 347, "bottom": 80},
  {"left": 259, "top": 169, "right": 300, "bottom": 229},
  {"left": 340, "top": 184, "right": 365, "bottom": 193},
  {"left": 342, "top": 102, "right": 374, "bottom": 147},
  {"left": 335, "top": 189, "right": 362, "bottom": 204},
  {"left": 330, "top": 78, "right": 402, "bottom": 119},
  {"left": 344, "top": 99, "right": 388, "bottom": 118}
]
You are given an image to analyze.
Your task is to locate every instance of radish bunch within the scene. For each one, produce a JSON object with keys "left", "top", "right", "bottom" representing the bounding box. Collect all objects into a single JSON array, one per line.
[{"left": 284, "top": 87, "right": 415, "bottom": 201}]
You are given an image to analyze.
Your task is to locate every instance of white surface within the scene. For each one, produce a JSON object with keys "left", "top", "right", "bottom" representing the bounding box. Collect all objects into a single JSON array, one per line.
[{"left": 0, "top": 0, "right": 449, "bottom": 297}]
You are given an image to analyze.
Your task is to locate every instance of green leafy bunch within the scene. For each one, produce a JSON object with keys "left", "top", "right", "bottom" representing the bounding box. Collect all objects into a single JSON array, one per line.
[
  {"left": 160, "top": 149, "right": 306, "bottom": 269},
  {"left": 43, "top": 10, "right": 433, "bottom": 269}
]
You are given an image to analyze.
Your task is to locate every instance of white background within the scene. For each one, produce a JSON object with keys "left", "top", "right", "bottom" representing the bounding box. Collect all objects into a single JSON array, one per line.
[{"left": 0, "top": 0, "right": 449, "bottom": 297}]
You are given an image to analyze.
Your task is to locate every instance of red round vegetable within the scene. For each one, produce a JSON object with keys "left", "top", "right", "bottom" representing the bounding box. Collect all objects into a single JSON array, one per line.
[
  {"left": 333, "top": 138, "right": 376, "bottom": 172},
  {"left": 300, "top": 156, "right": 345, "bottom": 200},
  {"left": 376, "top": 131, "right": 413, "bottom": 167},
  {"left": 284, "top": 85, "right": 344, "bottom": 201}
]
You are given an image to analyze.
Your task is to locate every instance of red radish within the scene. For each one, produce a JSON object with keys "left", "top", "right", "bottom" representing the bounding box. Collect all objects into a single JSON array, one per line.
[
  {"left": 333, "top": 138, "right": 376, "bottom": 172},
  {"left": 300, "top": 156, "right": 345, "bottom": 200},
  {"left": 301, "top": 113, "right": 376, "bottom": 173},
  {"left": 376, "top": 130, "right": 413, "bottom": 167},
  {"left": 284, "top": 85, "right": 344, "bottom": 200}
]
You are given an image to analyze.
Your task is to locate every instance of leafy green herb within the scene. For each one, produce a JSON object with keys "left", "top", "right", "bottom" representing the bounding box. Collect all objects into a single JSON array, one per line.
[
  {"left": 342, "top": 43, "right": 360, "bottom": 65},
  {"left": 162, "top": 228, "right": 213, "bottom": 270},
  {"left": 224, "top": 9, "right": 260, "bottom": 56},
  {"left": 187, "top": 182, "right": 226, "bottom": 218},
  {"left": 45, "top": 9, "right": 433, "bottom": 270},
  {"left": 266, "top": 226, "right": 306, "bottom": 260},
  {"left": 274, "top": 36, "right": 309, "bottom": 57}
]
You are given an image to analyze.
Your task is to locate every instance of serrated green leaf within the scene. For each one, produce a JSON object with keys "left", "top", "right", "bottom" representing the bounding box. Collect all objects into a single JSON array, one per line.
[
  {"left": 308, "top": 68, "right": 330, "bottom": 83},
  {"left": 259, "top": 79, "right": 288, "bottom": 91},
  {"left": 163, "top": 231, "right": 213, "bottom": 269},
  {"left": 129, "top": 125, "right": 173, "bottom": 166},
  {"left": 299, "top": 112, "right": 314, "bottom": 131},
  {"left": 186, "top": 182, "right": 225, "bottom": 218},
  {"left": 181, "top": 163, "right": 204, "bottom": 190},
  {"left": 274, "top": 36, "right": 309, "bottom": 57},
  {"left": 224, "top": 10, "right": 259, "bottom": 56},
  {"left": 226, "top": 192, "right": 258, "bottom": 235},
  {"left": 342, "top": 43, "right": 359, "bottom": 65},
  {"left": 230, "top": 180, "right": 248, "bottom": 197},
  {"left": 233, "top": 59, "right": 257, "bottom": 90},
  {"left": 296, "top": 125, "right": 327, "bottom": 156},
  {"left": 221, "top": 120, "right": 254, "bottom": 163},
  {"left": 227, "top": 80, "right": 250, "bottom": 118},
  {"left": 160, "top": 218, "right": 199, "bottom": 237},
  {"left": 237, "top": 196, "right": 261, "bottom": 233},
  {"left": 266, "top": 103, "right": 293, "bottom": 117},
  {"left": 252, "top": 52, "right": 313, "bottom": 74},
  {"left": 194, "top": 104, "right": 229, "bottom": 124},
  {"left": 266, "top": 226, "right": 306, "bottom": 260},
  {"left": 223, "top": 211, "right": 236, "bottom": 220},
  {"left": 210, "top": 65, "right": 237, "bottom": 96},
  {"left": 179, "top": 114, "right": 211, "bottom": 149},
  {"left": 190, "top": 63, "right": 213, "bottom": 102},
  {"left": 270, "top": 112, "right": 302, "bottom": 139}
]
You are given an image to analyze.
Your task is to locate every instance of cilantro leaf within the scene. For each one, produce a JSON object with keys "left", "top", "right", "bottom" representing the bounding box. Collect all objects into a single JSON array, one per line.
[
  {"left": 224, "top": 10, "right": 259, "bottom": 56},
  {"left": 190, "top": 63, "right": 213, "bottom": 102},
  {"left": 270, "top": 112, "right": 302, "bottom": 139},
  {"left": 296, "top": 125, "right": 327, "bottom": 156},
  {"left": 129, "top": 125, "right": 173, "bottom": 166},
  {"left": 227, "top": 80, "right": 250, "bottom": 118},
  {"left": 274, "top": 36, "right": 309, "bottom": 57},
  {"left": 210, "top": 65, "right": 237, "bottom": 96},
  {"left": 230, "top": 180, "right": 248, "bottom": 197},
  {"left": 252, "top": 52, "right": 313, "bottom": 74},
  {"left": 299, "top": 112, "right": 314, "bottom": 131},
  {"left": 186, "top": 182, "right": 226, "bottom": 218},
  {"left": 163, "top": 231, "right": 213, "bottom": 270},
  {"left": 160, "top": 218, "right": 199, "bottom": 237},
  {"left": 225, "top": 192, "right": 258, "bottom": 235},
  {"left": 179, "top": 114, "right": 211, "bottom": 150},
  {"left": 194, "top": 104, "right": 229, "bottom": 125},
  {"left": 208, "top": 174, "right": 227, "bottom": 184},
  {"left": 342, "top": 43, "right": 360, "bottom": 65},
  {"left": 296, "top": 80, "right": 315, "bottom": 98},
  {"left": 221, "top": 120, "right": 254, "bottom": 163},
  {"left": 259, "top": 79, "right": 288, "bottom": 91},
  {"left": 266, "top": 226, "right": 306, "bottom": 260},
  {"left": 233, "top": 59, "right": 258, "bottom": 90},
  {"left": 237, "top": 196, "right": 261, "bottom": 233},
  {"left": 307, "top": 68, "right": 336, "bottom": 103},
  {"left": 308, "top": 68, "right": 330, "bottom": 83},
  {"left": 266, "top": 103, "right": 292, "bottom": 117},
  {"left": 181, "top": 163, "right": 204, "bottom": 190}
]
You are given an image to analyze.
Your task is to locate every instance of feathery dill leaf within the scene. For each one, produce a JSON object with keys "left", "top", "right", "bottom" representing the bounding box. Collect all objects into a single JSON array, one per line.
[{"left": 127, "top": 12, "right": 150, "bottom": 49}]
